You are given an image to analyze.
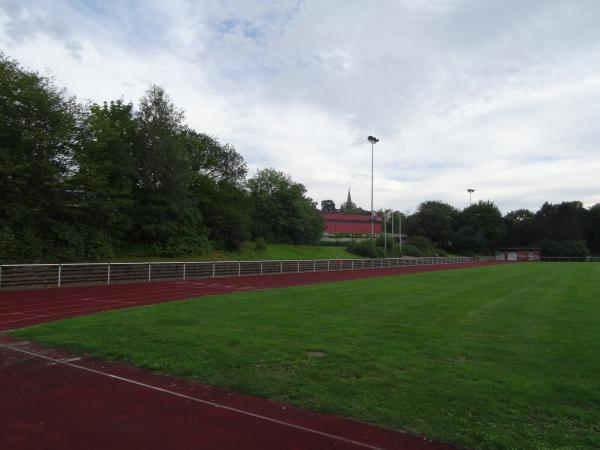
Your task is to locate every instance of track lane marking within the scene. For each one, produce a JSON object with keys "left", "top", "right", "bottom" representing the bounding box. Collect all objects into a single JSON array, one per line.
[{"left": 0, "top": 342, "right": 386, "bottom": 450}]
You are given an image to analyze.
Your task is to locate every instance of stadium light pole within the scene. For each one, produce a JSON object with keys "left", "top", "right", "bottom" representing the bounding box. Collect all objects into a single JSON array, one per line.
[
  {"left": 384, "top": 210, "right": 387, "bottom": 255},
  {"left": 368, "top": 136, "right": 379, "bottom": 238},
  {"left": 391, "top": 210, "right": 394, "bottom": 250},
  {"left": 467, "top": 188, "right": 475, "bottom": 205},
  {"left": 399, "top": 209, "right": 411, "bottom": 254}
]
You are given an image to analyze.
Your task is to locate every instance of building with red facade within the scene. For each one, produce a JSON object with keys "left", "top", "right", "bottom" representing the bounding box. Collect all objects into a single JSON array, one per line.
[{"left": 322, "top": 214, "right": 382, "bottom": 234}]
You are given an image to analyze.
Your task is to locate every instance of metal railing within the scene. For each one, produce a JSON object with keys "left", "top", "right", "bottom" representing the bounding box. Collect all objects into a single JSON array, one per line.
[
  {"left": 540, "top": 256, "right": 600, "bottom": 262},
  {"left": 0, "top": 256, "right": 493, "bottom": 290}
]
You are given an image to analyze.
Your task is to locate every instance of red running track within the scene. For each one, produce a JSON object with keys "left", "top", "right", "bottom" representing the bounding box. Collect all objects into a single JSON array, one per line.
[
  {"left": 0, "top": 336, "right": 460, "bottom": 450},
  {"left": 0, "top": 261, "right": 502, "bottom": 331}
]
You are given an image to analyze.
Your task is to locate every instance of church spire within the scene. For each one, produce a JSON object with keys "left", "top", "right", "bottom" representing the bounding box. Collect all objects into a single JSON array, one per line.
[{"left": 346, "top": 188, "right": 352, "bottom": 206}]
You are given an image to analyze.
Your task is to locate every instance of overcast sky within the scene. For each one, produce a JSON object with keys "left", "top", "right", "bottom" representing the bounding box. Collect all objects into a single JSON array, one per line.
[{"left": 2, "top": 0, "right": 600, "bottom": 213}]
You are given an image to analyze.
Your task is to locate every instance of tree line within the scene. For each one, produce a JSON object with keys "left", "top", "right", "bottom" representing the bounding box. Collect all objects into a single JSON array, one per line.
[
  {"left": 400, "top": 200, "right": 599, "bottom": 256},
  {"left": 0, "top": 54, "right": 323, "bottom": 263},
  {"left": 320, "top": 196, "right": 599, "bottom": 257}
]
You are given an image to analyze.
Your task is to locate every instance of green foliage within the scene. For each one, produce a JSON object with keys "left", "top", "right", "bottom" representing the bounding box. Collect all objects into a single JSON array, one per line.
[
  {"left": 450, "top": 201, "right": 504, "bottom": 254},
  {"left": 248, "top": 168, "right": 324, "bottom": 245},
  {"left": 4, "top": 51, "right": 600, "bottom": 262},
  {"left": 407, "top": 201, "right": 458, "bottom": 248},
  {"left": 254, "top": 237, "right": 268, "bottom": 251},
  {"left": 320, "top": 199, "right": 336, "bottom": 213},
  {"left": 503, "top": 209, "right": 536, "bottom": 246},
  {"left": 0, "top": 53, "right": 81, "bottom": 262},
  {"left": 539, "top": 239, "right": 590, "bottom": 257},
  {"left": 346, "top": 240, "right": 383, "bottom": 258},
  {"left": 587, "top": 204, "right": 600, "bottom": 254},
  {"left": 400, "top": 243, "right": 421, "bottom": 257}
]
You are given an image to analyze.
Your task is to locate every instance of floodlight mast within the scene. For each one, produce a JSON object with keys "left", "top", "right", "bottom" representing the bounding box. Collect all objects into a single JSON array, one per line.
[
  {"left": 368, "top": 136, "right": 379, "bottom": 238},
  {"left": 467, "top": 188, "right": 475, "bottom": 205}
]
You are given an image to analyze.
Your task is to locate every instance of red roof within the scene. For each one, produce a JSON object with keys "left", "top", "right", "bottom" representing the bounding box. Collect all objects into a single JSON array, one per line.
[{"left": 321, "top": 214, "right": 381, "bottom": 222}]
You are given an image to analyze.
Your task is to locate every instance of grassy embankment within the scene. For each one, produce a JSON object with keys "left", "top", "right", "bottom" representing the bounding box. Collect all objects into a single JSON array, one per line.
[{"left": 112, "top": 242, "right": 359, "bottom": 262}]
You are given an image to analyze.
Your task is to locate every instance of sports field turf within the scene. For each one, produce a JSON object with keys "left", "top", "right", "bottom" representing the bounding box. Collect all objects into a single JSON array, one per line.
[{"left": 10, "top": 263, "right": 600, "bottom": 450}]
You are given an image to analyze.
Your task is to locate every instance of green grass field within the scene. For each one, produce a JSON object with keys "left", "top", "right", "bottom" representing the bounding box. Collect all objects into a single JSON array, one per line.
[
  {"left": 10, "top": 264, "right": 600, "bottom": 450},
  {"left": 113, "top": 242, "right": 359, "bottom": 262}
]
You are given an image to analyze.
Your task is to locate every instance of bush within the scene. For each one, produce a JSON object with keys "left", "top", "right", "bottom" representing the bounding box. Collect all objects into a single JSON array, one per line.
[
  {"left": 408, "top": 236, "right": 433, "bottom": 251},
  {"left": 400, "top": 244, "right": 422, "bottom": 257},
  {"left": 254, "top": 237, "right": 268, "bottom": 251},
  {"left": 346, "top": 240, "right": 383, "bottom": 258},
  {"left": 375, "top": 235, "right": 395, "bottom": 249},
  {"left": 539, "top": 239, "right": 590, "bottom": 257}
]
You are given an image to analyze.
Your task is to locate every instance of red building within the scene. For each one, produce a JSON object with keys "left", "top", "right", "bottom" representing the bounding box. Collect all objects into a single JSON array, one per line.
[{"left": 322, "top": 214, "right": 382, "bottom": 234}]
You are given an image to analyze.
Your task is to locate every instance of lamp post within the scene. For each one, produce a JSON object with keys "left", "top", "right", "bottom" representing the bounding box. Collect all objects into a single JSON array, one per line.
[
  {"left": 467, "top": 188, "right": 475, "bottom": 205},
  {"left": 368, "top": 135, "right": 379, "bottom": 238},
  {"left": 391, "top": 210, "right": 394, "bottom": 250},
  {"left": 384, "top": 210, "right": 387, "bottom": 255},
  {"left": 398, "top": 209, "right": 411, "bottom": 254}
]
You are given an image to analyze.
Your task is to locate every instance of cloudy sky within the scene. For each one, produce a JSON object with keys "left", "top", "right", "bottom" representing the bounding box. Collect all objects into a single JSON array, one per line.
[{"left": 1, "top": 0, "right": 600, "bottom": 213}]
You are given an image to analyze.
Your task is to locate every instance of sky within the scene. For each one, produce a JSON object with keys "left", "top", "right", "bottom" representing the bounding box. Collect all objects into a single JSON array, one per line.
[{"left": 1, "top": 0, "right": 600, "bottom": 213}]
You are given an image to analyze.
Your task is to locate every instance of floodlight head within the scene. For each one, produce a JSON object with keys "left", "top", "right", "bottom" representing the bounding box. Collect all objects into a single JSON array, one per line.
[
  {"left": 467, "top": 188, "right": 475, "bottom": 193},
  {"left": 368, "top": 135, "right": 379, "bottom": 144}
]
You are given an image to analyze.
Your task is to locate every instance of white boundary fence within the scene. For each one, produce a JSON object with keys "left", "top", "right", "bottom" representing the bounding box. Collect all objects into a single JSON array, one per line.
[{"left": 0, "top": 256, "right": 492, "bottom": 290}]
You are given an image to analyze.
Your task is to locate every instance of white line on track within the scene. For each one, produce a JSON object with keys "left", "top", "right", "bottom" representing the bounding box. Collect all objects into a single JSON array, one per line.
[{"left": 0, "top": 342, "right": 386, "bottom": 450}]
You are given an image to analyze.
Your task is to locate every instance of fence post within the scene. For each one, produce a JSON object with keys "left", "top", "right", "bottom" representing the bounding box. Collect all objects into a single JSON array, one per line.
[
  {"left": 280, "top": 261, "right": 283, "bottom": 273},
  {"left": 58, "top": 264, "right": 62, "bottom": 288},
  {"left": 313, "top": 260, "right": 316, "bottom": 272},
  {"left": 238, "top": 262, "right": 241, "bottom": 276},
  {"left": 148, "top": 263, "right": 151, "bottom": 282},
  {"left": 328, "top": 260, "right": 330, "bottom": 271},
  {"left": 352, "top": 260, "right": 355, "bottom": 270},
  {"left": 212, "top": 262, "right": 216, "bottom": 278},
  {"left": 297, "top": 261, "right": 300, "bottom": 272},
  {"left": 183, "top": 262, "right": 186, "bottom": 281},
  {"left": 0, "top": 265, "right": 2, "bottom": 289},
  {"left": 107, "top": 263, "right": 111, "bottom": 285},
  {"left": 260, "top": 261, "right": 263, "bottom": 275}
]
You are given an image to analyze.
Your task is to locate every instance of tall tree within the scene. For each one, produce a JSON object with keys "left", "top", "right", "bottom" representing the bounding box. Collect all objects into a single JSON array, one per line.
[
  {"left": 0, "top": 54, "right": 80, "bottom": 262},
  {"left": 407, "top": 201, "right": 458, "bottom": 248},
  {"left": 503, "top": 209, "right": 536, "bottom": 246},
  {"left": 454, "top": 201, "right": 505, "bottom": 253},
  {"left": 248, "top": 168, "right": 323, "bottom": 244},
  {"left": 183, "top": 130, "right": 250, "bottom": 250},
  {"left": 320, "top": 200, "right": 336, "bottom": 213},
  {"left": 132, "top": 85, "right": 208, "bottom": 254},
  {"left": 73, "top": 100, "right": 138, "bottom": 246},
  {"left": 586, "top": 204, "right": 600, "bottom": 254}
]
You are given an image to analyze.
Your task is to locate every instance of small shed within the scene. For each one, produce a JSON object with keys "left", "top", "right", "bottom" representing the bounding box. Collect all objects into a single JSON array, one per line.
[{"left": 496, "top": 247, "right": 541, "bottom": 261}]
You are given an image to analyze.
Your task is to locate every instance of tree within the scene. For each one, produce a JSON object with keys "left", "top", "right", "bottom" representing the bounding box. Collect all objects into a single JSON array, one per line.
[
  {"left": 503, "top": 209, "right": 536, "bottom": 246},
  {"left": 0, "top": 54, "right": 80, "bottom": 262},
  {"left": 321, "top": 200, "right": 336, "bottom": 213},
  {"left": 586, "top": 204, "right": 600, "bottom": 254},
  {"left": 407, "top": 201, "right": 458, "bottom": 248},
  {"left": 132, "top": 85, "right": 208, "bottom": 254},
  {"left": 454, "top": 201, "right": 505, "bottom": 253},
  {"left": 72, "top": 100, "right": 138, "bottom": 250},
  {"left": 183, "top": 129, "right": 250, "bottom": 250},
  {"left": 248, "top": 168, "right": 323, "bottom": 244}
]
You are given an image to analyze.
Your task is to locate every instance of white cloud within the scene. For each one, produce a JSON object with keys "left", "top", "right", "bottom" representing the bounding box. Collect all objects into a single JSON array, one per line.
[{"left": 1, "top": 0, "right": 599, "bottom": 213}]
